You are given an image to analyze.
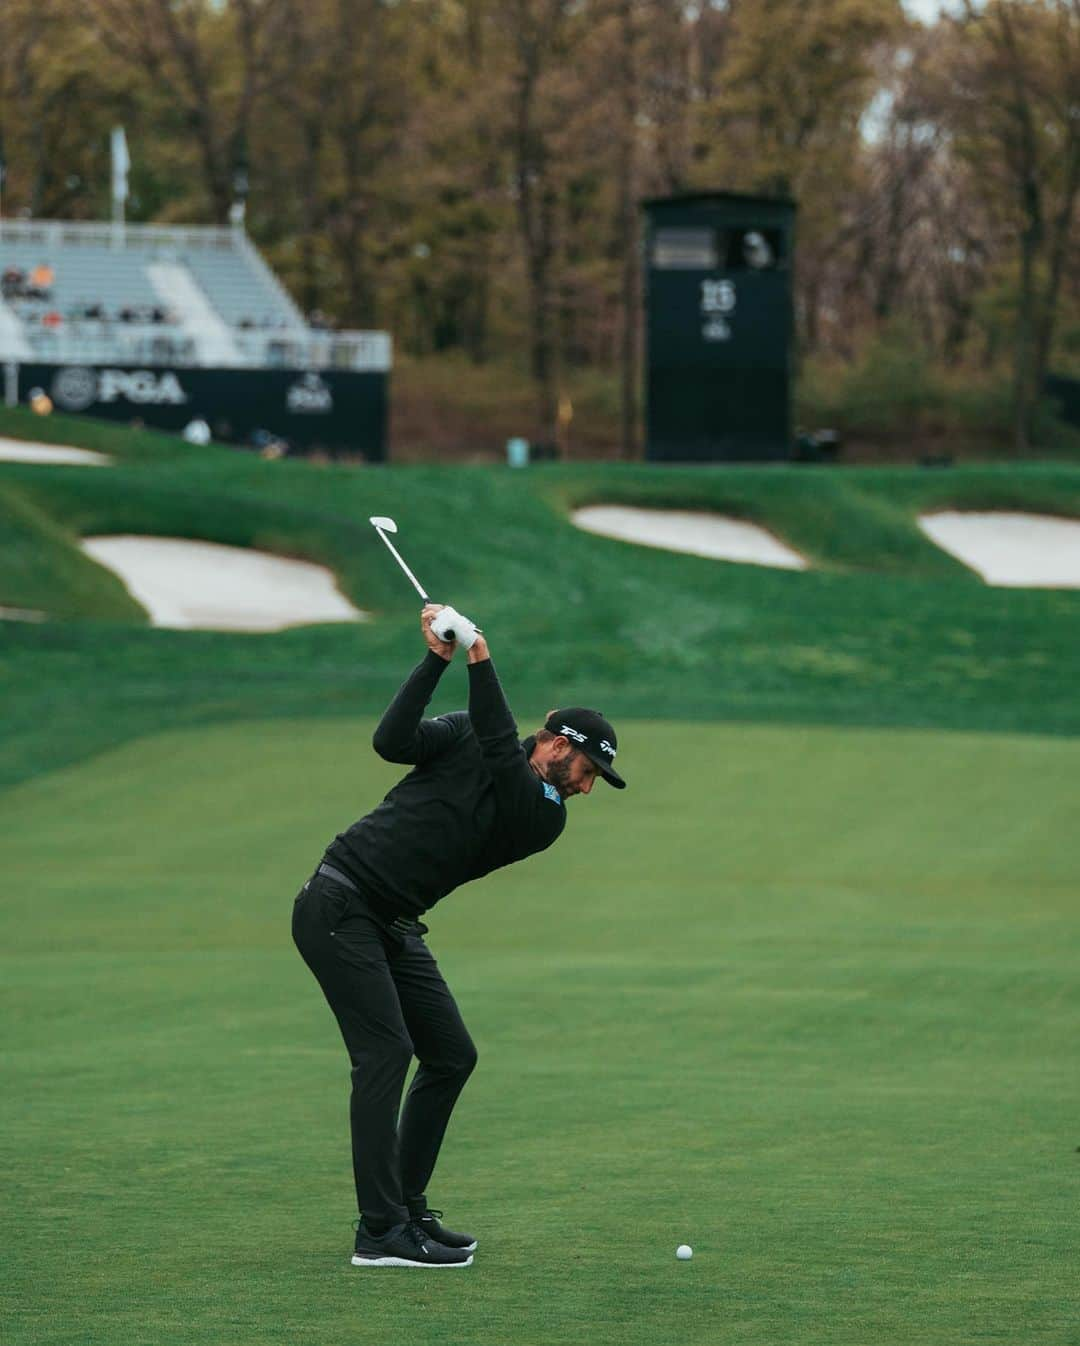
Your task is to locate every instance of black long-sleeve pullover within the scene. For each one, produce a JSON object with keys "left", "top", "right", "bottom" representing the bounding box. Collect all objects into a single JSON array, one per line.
[{"left": 323, "top": 651, "right": 567, "bottom": 918}]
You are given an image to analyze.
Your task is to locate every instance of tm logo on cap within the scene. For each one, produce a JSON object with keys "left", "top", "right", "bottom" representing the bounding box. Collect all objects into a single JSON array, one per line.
[{"left": 600, "top": 739, "right": 616, "bottom": 759}]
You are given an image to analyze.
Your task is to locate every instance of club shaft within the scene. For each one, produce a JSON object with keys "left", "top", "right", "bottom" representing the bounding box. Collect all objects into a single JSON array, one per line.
[{"left": 374, "top": 528, "right": 430, "bottom": 602}]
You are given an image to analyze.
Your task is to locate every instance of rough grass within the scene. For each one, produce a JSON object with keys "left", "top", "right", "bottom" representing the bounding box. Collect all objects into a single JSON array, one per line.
[
  {"left": 0, "top": 483, "right": 143, "bottom": 621},
  {"left": 1, "top": 413, "right": 1080, "bottom": 797}
]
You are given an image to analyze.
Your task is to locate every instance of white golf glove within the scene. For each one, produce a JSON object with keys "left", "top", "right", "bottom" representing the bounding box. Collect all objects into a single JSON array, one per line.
[{"left": 431, "top": 606, "right": 480, "bottom": 649}]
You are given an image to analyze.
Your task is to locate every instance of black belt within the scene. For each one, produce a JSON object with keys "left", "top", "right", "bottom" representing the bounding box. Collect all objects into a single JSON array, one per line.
[
  {"left": 317, "top": 861, "right": 361, "bottom": 891},
  {"left": 316, "top": 862, "right": 427, "bottom": 940}
]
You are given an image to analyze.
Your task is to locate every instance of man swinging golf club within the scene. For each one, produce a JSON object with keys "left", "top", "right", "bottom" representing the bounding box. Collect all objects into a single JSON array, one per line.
[{"left": 292, "top": 601, "right": 626, "bottom": 1268}]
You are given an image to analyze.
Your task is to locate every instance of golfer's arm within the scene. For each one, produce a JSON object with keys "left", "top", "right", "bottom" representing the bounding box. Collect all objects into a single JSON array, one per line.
[
  {"left": 469, "top": 656, "right": 566, "bottom": 846},
  {"left": 372, "top": 650, "right": 458, "bottom": 763},
  {"left": 466, "top": 655, "right": 519, "bottom": 764}
]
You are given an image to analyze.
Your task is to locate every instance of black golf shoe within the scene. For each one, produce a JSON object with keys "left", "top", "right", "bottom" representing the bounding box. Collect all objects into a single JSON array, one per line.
[
  {"left": 351, "top": 1218, "right": 473, "bottom": 1268},
  {"left": 407, "top": 1204, "right": 478, "bottom": 1253}
]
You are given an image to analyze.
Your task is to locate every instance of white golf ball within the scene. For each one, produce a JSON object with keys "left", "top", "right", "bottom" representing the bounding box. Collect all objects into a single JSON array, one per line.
[{"left": 676, "top": 1244, "right": 693, "bottom": 1260}]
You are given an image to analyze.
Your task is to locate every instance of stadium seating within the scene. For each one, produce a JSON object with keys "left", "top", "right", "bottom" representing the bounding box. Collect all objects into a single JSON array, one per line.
[
  {"left": 181, "top": 244, "right": 302, "bottom": 331},
  {"left": 0, "top": 222, "right": 313, "bottom": 369}
]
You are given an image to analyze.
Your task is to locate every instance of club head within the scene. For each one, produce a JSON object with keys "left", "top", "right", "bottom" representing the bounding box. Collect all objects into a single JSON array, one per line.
[{"left": 369, "top": 515, "right": 397, "bottom": 534}]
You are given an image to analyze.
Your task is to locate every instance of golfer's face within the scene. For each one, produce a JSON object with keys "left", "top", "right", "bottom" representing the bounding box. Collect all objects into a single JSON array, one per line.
[{"left": 563, "top": 751, "right": 598, "bottom": 797}]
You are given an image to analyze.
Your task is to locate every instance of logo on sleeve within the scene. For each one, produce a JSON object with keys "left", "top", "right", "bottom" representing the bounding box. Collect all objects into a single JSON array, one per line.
[{"left": 542, "top": 782, "right": 563, "bottom": 806}]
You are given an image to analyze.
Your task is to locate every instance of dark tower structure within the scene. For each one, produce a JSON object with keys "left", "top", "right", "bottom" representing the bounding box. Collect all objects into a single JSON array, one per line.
[{"left": 644, "top": 192, "right": 796, "bottom": 462}]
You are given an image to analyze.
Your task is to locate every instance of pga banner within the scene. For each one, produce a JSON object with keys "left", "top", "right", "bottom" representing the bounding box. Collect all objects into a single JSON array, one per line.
[{"left": 18, "top": 362, "right": 386, "bottom": 458}]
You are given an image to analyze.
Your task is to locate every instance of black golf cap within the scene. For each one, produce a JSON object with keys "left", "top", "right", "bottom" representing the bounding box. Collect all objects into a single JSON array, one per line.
[{"left": 544, "top": 708, "right": 626, "bottom": 789}]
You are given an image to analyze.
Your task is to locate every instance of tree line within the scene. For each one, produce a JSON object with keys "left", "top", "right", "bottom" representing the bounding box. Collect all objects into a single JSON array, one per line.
[{"left": 0, "top": 0, "right": 1077, "bottom": 453}]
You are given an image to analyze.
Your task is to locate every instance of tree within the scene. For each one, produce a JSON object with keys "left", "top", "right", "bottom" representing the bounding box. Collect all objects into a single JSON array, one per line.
[
  {"left": 946, "top": 0, "right": 1080, "bottom": 448},
  {"left": 85, "top": 0, "right": 290, "bottom": 224},
  {"left": 0, "top": 0, "right": 122, "bottom": 218},
  {"left": 387, "top": 0, "right": 512, "bottom": 362},
  {"left": 504, "top": 0, "right": 575, "bottom": 448},
  {"left": 613, "top": 0, "right": 642, "bottom": 458},
  {"left": 697, "top": 0, "right": 905, "bottom": 350},
  {"left": 260, "top": 0, "right": 339, "bottom": 313}
]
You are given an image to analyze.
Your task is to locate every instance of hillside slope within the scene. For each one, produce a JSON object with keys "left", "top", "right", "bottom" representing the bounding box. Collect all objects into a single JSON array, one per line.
[{"left": 1, "top": 411, "right": 1079, "bottom": 791}]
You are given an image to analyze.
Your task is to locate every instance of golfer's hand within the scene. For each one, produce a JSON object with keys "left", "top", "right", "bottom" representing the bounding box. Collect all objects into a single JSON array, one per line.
[
  {"left": 421, "top": 604, "right": 455, "bottom": 661},
  {"left": 466, "top": 632, "right": 490, "bottom": 664}
]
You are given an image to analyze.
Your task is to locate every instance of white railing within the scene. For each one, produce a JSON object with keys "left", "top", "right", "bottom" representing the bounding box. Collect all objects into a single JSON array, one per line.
[
  {"left": 0, "top": 218, "right": 239, "bottom": 254},
  {"left": 0, "top": 297, "right": 33, "bottom": 360},
  {"left": 231, "top": 329, "right": 392, "bottom": 372},
  {"left": 15, "top": 322, "right": 198, "bottom": 367},
  {"left": 8, "top": 318, "right": 391, "bottom": 372}
]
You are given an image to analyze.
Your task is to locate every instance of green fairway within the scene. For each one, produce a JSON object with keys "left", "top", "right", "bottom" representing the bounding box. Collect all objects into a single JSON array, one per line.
[
  {"left": 3, "top": 717, "right": 1078, "bottom": 1345},
  {"left": 2, "top": 415, "right": 1079, "bottom": 1341}
]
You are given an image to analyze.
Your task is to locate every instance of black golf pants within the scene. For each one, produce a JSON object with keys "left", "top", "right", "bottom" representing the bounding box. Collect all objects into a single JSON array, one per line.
[{"left": 292, "top": 872, "right": 477, "bottom": 1229}]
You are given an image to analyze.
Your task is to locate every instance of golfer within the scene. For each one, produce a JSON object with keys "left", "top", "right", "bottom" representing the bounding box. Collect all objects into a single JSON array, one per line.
[{"left": 292, "top": 603, "right": 625, "bottom": 1268}]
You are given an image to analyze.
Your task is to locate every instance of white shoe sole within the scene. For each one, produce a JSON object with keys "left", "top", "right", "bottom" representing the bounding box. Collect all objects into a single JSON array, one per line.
[{"left": 351, "top": 1253, "right": 473, "bottom": 1268}]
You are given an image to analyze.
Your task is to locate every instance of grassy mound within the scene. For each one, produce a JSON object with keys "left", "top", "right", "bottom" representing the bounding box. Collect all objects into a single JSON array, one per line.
[
  {"left": 1, "top": 411, "right": 1079, "bottom": 793},
  {"left": 0, "top": 483, "right": 144, "bottom": 621},
  {"left": 0, "top": 404, "right": 218, "bottom": 465}
]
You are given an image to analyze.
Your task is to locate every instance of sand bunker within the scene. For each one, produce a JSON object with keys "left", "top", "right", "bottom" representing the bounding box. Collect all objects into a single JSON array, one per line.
[
  {"left": 0, "top": 437, "right": 111, "bottom": 466},
  {"left": 80, "top": 536, "right": 366, "bottom": 631},
  {"left": 918, "top": 511, "right": 1080, "bottom": 588},
  {"left": 572, "top": 505, "right": 808, "bottom": 570}
]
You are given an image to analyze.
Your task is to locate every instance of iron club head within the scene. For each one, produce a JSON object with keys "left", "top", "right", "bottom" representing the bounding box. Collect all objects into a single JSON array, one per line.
[{"left": 368, "top": 514, "right": 432, "bottom": 604}]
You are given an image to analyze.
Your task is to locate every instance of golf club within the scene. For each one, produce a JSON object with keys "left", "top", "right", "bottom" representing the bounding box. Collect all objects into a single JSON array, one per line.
[{"left": 369, "top": 515, "right": 460, "bottom": 642}]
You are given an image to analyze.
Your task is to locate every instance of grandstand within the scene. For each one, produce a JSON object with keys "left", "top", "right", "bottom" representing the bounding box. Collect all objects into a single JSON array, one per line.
[{"left": 0, "top": 220, "right": 390, "bottom": 457}]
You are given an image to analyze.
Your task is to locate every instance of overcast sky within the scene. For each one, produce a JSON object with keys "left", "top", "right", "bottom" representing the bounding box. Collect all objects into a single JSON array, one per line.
[{"left": 902, "top": 0, "right": 973, "bottom": 22}]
